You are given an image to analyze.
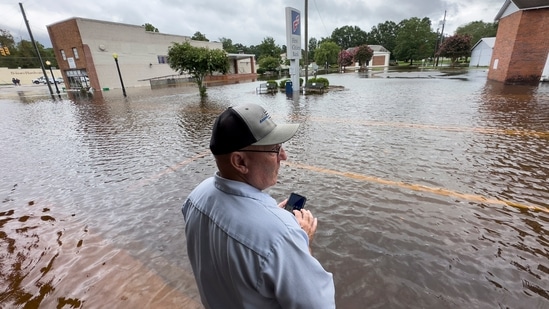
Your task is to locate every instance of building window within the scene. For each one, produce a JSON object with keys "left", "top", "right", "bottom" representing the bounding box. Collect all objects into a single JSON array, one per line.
[
  {"left": 72, "top": 47, "right": 79, "bottom": 59},
  {"left": 60, "top": 49, "right": 66, "bottom": 60},
  {"left": 158, "top": 55, "right": 168, "bottom": 64}
]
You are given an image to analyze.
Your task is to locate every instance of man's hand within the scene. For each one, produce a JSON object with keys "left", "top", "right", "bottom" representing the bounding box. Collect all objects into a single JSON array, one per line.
[{"left": 294, "top": 209, "right": 317, "bottom": 251}]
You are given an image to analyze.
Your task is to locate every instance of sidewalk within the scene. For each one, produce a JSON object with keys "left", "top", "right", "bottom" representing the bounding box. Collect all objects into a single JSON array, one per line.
[{"left": 0, "top": 83, "right": 62, "bottom": 100}]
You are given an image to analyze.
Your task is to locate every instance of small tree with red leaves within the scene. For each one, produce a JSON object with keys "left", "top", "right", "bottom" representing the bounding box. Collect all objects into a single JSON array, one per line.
[{"left": 436, "top": 34, "right": 472, "bottom": 67}]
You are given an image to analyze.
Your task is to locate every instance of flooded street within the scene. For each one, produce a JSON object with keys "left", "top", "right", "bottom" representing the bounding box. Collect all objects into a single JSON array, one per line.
[{"left": 1, "top": 69, "right": 549, "bottom": 308}]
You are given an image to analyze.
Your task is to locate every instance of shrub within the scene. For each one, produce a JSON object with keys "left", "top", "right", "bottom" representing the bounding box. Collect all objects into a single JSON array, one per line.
[
  {"left": 278, "top": 78, "right": 305, "bottom": 88},
  {"left": 308, "top": 77, "right": 329, "bottom": 87}
]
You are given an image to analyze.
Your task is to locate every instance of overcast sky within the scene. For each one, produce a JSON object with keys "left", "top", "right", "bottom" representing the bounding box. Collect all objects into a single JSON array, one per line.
[{"left": 1, "top": 0, "right": 504, "bottom": 48}]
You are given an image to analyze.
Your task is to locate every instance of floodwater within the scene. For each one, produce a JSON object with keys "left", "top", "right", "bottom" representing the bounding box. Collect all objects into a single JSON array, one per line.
[{"left": 1, "top": 69, "right": 549, "bottom": 308}]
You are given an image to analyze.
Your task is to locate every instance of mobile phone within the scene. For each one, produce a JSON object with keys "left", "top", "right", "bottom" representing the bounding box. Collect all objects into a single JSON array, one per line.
[{"left": 285, "top": 193, "right": 307, "bottom": 212}]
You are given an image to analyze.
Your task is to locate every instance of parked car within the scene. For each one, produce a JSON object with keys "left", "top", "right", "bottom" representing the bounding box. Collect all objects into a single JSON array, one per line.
[
  {"left": 32, "top": 76, "right": 47, "bottom": 84},
  {"left": 32, "top": 76, "right": 64, "bottom": 84}
]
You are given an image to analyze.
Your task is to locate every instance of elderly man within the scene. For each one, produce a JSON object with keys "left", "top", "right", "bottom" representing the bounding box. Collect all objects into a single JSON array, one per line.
[{"left": 182, "top": 103, "right": 335, "bottom": 308}]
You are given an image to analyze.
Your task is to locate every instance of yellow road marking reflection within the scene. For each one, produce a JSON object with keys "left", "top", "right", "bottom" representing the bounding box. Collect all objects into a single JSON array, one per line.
[{"left": 284, "top": 161, "right": 549, "bottom": 214}]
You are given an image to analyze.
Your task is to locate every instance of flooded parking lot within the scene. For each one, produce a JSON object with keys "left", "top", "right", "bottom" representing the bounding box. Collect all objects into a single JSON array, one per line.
[{"left": 1, "top": 69, "right": 548, "bottom": 308}]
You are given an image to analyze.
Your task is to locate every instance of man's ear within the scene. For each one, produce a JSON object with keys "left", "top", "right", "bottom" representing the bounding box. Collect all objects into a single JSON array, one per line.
[{"left": 230, "top": 152, "right": 248, "bottom": 174}]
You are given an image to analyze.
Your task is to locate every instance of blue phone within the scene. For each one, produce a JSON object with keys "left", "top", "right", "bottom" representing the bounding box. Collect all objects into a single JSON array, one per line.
[{"left": 285, "top": 193, "right": 307, "bottom": 212}]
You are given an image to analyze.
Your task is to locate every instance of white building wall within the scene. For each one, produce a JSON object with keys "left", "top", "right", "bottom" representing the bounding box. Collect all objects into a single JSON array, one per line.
[{"left": 75, "top": 19, "right": 222, "bottom": 89}]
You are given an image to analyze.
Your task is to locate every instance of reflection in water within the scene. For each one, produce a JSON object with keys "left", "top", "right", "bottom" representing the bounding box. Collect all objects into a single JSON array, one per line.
[{"left": 1, "top": 70, "right": 548, "bottom": 308}]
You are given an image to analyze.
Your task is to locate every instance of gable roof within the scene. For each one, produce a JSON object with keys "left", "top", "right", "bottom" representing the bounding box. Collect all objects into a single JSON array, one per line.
[
  {"left": 495, "top": 0, "right": 549, "bottom": 20},
  {"left": 471, "top": 37, "right": 496, "bottom": 51}
]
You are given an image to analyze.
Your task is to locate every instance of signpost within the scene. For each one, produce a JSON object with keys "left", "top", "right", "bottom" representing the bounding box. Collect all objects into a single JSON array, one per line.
[{"left": 286, "top": 7, "right": 301, "bottom": 95}]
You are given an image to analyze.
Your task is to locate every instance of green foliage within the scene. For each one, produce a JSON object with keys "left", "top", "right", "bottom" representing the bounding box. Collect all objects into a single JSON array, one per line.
[
  {"left": 394, "top": 17, "right": 437, "bottom": 65},
  {"left": 314, "top": 41, "right": 340, "bottom": 66},
  {"left": 258, "top": 56, "right": 281, "bottom": 72},
  {"left": 455, "top": 21, "right": 498, "bottom": 47},
  {"left": 353, "top": 45, "right": 374, "bottom": 67},
  {"left": 167, "top": 42, "right": 228, "bottom": 97},
  {"left": 308, "top": 77, "right": 329, "bottom": 87},
  {"left": 142, "top": 23, "right": 159, "bottom": 32},
  {"left": 219, "top": 37, "right": 238, "bottom": 53},
  {"left": 191, "top": 31, "right": 209, "bottom": 42},
  {"left": 266, "top": 80, "right": 278, "bottom": 88},
  {"left": 308, "top": 37, "right": 318, "bottom": 62},
  {"left": 331, "top": 25, "right": 368, "bottom": 50},
  {"left": 367, "top": 21, "right": 399, "bottom": 59},
  {"left": 279, "top": 78, "right": 303, "bottom": 88},
  {"left": 257, "top": 37, "right": 282, "bottom": 61},
  {"left": 436, "top": 34, "right": 472, "bottom": 66}
]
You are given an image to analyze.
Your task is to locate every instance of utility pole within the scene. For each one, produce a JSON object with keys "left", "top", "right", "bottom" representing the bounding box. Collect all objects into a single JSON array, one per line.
[
  {"left": 304, "top": 0, "right": 309, "bottom": 87},
  {"left": 435, "top": 10, "right": 446, "bottom": 67},
  {"left": 19, "top": 2, "right": 55, "bottom": 100}
]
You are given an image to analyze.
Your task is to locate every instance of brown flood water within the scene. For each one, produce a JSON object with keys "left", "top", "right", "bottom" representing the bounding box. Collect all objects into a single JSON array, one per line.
[{"left": 1, "top": 69, "right": 549, "bottom": 308}]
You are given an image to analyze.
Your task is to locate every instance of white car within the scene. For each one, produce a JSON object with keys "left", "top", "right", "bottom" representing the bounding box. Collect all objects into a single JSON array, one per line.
[
  {"left": 32, "top": 76, "right": 47, "bottom": 84},
  {"left": 32, "top": 76, "right": 63, "bottom": 84}
]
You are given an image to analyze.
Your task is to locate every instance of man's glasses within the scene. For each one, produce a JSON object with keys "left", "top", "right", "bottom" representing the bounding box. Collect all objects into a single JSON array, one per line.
[{"left": 238, "top": 144, "right": 282, "bottom": 155}]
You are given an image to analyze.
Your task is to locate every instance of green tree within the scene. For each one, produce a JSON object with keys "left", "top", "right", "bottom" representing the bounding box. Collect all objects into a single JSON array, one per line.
[
  {"left": 167, "top": 42, "right": 228, "bottom": 97},
  {"left": 314, "top": 41, "right": 340, "bottom": 67},
  {"left": 436, "top": 34, "right": 472, "bottom": 66},
  {"left": 219, "top": 37, "right": 238, "bottom": 53},
  {"left": 142, "top": 23, "right": 159, "bottom": 32},
  {"left": 330, "top": 25, "right": 368, "bottom": 50},
  {"left": 367, "top": 21, "right": 399, "bottom": 59},
  {"left": 353, "top": 45, "right": 374, "bottom": 68},
  {"left": 308, "top": 37, "right": 318, "bottom": 64},
  {"left": 0, "top": 29, "right": 16, "bottom": 68},
  {"left": 258, "top": 56, "right": 281, "bottom": 73},
  {"left": 257, "top": 37, "right": 282, "bottom": 61},
  {"left": 455, "top": 20, "right": 498, "bottom": 47},
  {"left": 394, "top": 17, "right": 437, "bottom": 65},
  {"left": 191, "top": 31, "right": 209, "bottom": 42}
]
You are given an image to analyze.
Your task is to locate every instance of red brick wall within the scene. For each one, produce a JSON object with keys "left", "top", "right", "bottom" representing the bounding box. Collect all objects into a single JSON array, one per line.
[
  {"left": 489, "top": 9, "right": 549, "bottom": 84},
  {"left": 47, "top": 20, "right": 85, "bottom": 72}
]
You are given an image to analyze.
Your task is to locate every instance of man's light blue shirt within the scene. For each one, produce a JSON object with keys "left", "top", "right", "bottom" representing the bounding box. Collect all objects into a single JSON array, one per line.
[{"left": 182, "top": 173, "right": 335, "bottom": 309}]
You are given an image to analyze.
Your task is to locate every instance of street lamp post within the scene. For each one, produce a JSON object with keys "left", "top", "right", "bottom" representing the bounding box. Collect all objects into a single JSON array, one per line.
[
  {"left": 45, "top": 60, "right": 61, "bottom": 99},
  {"left": 112, "top": 53, "right": 127, "bottom": 97}
]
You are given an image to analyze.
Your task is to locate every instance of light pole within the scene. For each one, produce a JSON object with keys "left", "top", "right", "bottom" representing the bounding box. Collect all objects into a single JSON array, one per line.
[
  {"left": 112, "top": 53, "right": 127, "bottom": 97},
  {"left": 45, "top": 60, "right": 61, "bottom": 99}
]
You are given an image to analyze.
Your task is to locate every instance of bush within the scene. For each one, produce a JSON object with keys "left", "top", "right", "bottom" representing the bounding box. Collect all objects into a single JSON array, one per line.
[
  {"left": 266, "top": 80, "right": 277, "bottom": 88},
  {"left": 308, "top": 77, "right": 329, "bottom": 87},
  {"left": 278, "top": 78, "right": 304, "bottom": 88}
]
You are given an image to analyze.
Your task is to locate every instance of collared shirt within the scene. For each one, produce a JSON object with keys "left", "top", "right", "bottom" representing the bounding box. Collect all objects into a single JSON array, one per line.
[{"left": 182, "top": 173, "right": 335, "bottom": 309}]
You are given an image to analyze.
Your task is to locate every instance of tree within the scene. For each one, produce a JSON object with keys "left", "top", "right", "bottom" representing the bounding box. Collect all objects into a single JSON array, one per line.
[
  {"left": 314, "top": 41, "right": 340, "bottom": 68},
  {"left": 167, "top": 42, "right": 228, "bottom": 97},
  {"left": 436, "top": 34, "right": 472, "bottom": 66},
  {"left": 330, "top": 25, "right": 368, "bottom": 50},
  {"left": 219, "top": 37, "right": 238, "bottom": 53},
  {"left": 308, "top": 37, "right": 318, "bottom": 63},
  {"left": 455, "top": 20, "right": 498, "bottom": 47},
  {"left": 257, "top": 37, "right": 282, "bottom": 61},
  {"left": 338, "top": 49, "right": 354, "bottom": 70},
  {"left": 191, "top": 31, "right": 209, "bottom": 42},
  {"left": 142, "top": 23, "right": 159, "bottom": 32},
  {"left": 394, "top": 17, "right": 437, "bottom": 65},
  {"left": 367, "top": 21, "right": 399, "bottom": 59},
  {"left": 353, "top": 45, "right": 374, "bottom": 68},
  {"left": 258, "top": 56, "right": 281, "bottom": 73}
]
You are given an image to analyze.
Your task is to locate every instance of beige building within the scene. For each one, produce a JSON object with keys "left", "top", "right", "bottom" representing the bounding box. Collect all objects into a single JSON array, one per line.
[{"left": 46, "top": 17, "right": 256, "bottom": 91}]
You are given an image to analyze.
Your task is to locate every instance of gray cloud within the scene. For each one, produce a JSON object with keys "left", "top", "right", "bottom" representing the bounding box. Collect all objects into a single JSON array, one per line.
[{"left": 0, "top": 0, "right": 503, "bottom": 48}]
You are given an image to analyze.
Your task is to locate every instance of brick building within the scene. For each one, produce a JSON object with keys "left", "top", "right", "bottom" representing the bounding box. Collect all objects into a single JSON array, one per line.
[
  {"left": 488, "top": 0, "right": 549, "bottom": 84},
  {"left": 47, "top": 17, "right": 256, "bottom": 91}
]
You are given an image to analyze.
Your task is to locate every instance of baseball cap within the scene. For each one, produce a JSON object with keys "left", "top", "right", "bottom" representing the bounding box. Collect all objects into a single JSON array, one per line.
[{"left": 209, "top": 103, "right": 299, "bottom": 155}]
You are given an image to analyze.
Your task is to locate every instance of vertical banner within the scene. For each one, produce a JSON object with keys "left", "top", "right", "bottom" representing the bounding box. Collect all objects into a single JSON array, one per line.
[{"left": 286, "top": 7, "right": 301, "bottom": 94}]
